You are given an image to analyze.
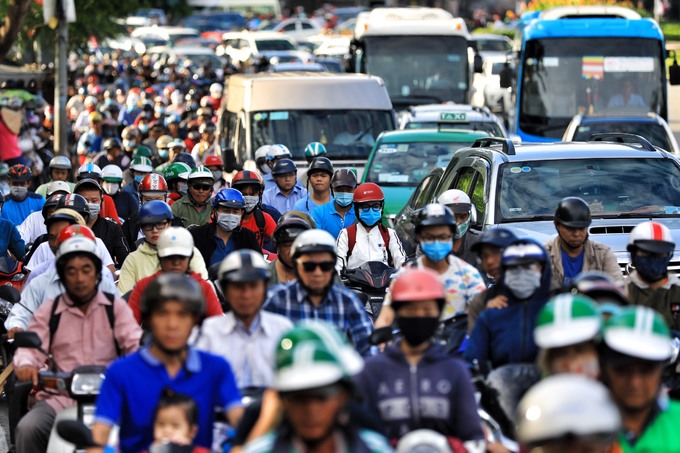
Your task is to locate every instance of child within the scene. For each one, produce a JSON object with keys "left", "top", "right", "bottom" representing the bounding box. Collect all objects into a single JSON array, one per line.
[{"left": 149, "top": 392, "right": 210, "bottom": 453}]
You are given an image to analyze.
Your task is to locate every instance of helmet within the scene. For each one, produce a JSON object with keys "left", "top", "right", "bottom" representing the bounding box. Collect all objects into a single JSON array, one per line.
[
  {"left": 157, "top": 227, "right": 194, "bottom": 259},
  {"left": 353, "top": 182, "right": 384, "bottom": 204},
  {"left": 213, "top": 188, "right": 245, "bottom": 209},
  {"left": 103, "top": 137, "right": 121, "bottom": 152},
  {"left": 516, "top": 374, "right": 621, "bottom": 447},
  {"left": 502, "top": 239, "right": 547, "bottom": 268},
  {"left": 156, "top": 135, "right": 173, "bottom": 151},
  {"left": 471, "top": 228, "right": 517, "bottom": 253},
  {"left": 414, "top": 204, "right": 455, "bottom": 232},
  {"left": 554, "top": 197, "right": 591, "bottom": 228},
  {"left": 307, "top": 157, "right": 334, "bottom": 176},
  {"left": 219, "top": 249, "right": 271, "bottom": 284},
  {"left": 168, "top": 138, "right": 186, "bottom": 151},
  {"left": 130, "top": 157, "right": 153, "bottom": 173},
  {"left": 291, "top": 229, "right": 336, "bottom": 259},
  {"left": 267, "top": 144, "right": 292, "bottom": 160},
  {"left": 188, "top": 166, "right": 214, "bottom": 183},
  {"left": 133, "top": 145, "right": 153, "bottom": 159},
  {"left": 603, "top": 306, "right": 672, "bottom": 361},
  {"left": 391, "top": 269, "right": 446, "bottom": 311},
  {"left": 199, "top": 121, "right": 216, "bottom": 134},
  {"left": 627, "top": 221, "right": 675, "bottom": 255},
  {"left": 396, "top": 430, "right": 453, "bottom": 453},
  {"left": 56, "top": 224, "right": 96, "bottom": 245},
  {"left": 56, "top": 237, "right": 102, "bottom": 278},
  {"left": 255, "top": 145, "right": 272, "bottom": 164},
  {"left": 173, "top": 153, "right": 196, "bottom": 169},
  {"left": 121, "top": 126, "right": 140, "bottom": 140},
  {"left": 56, "top": 194, "right": 90, "bottom": 220},
  {"left": 164, "top": 162, "right": 192, "bottom": 184},
  {"left": 204, "top": 155, "right": 223, "bottom": 168},
  {"left": 101, "top": 165, "right": 124, "bottom": 183},
  {"left": 331, "top": 169, "right": 357, "bottom": 189},
  {"left": 209, "top": 83, "right": 223, "bottom": 96},
  {"left": 84, "top": 96, "right": 97, "bottom": 107},
  {"left": 273, "top": 217, "right": 311, "bottom": 245},
  {"left": 88, "top": 111, "right": 103, "bottom": 123},
  {"left": 74, "top": 178, "right": 102, "bottom": 194},
  {"left": 49, "top": 156, "right": 72, "bottom": 170},
  {"left": 279, "top": 210, "right": 317, "bottom": 229},
  {"left": 46, "top": 208, "right": 86, "bottom": 228},
  {"left": 139, "top": 200, "right": 173, "bottom": 225},
  {"left": 534, "top": 294, "right": 601, "bottom": 349},
  {"left": 164, "top": 114, "right": 181, "bottom": 127},
  {"left": 43, "top": 193, "right": 64, "bottom": 217},
  {"left": 271, "top": 158, "right": 297, "bottom": 176},
  {"left": 437, "top": 189, "right": 471, "bottom": 214},
  {"left": 77, "top": 163, "right": 102, "bottom": 180},
  {"left": 232, "top": 170, "right": 264, "bottom": 191},
  {"left": 304, "top": 142, "right": 327, "bottom": 163},
  {"left": 575, "top": 279, "right": 629, "bottom": 307},
  {"left": 8, "top": 164, "right": 32, "bottom": 182},
  {"left": 46, "top": 180, "right": 71, "bottom": 197},
  {"left": 140, "top": 273, "right": 204, "bottom": 322},
  {"left": 139, "top": 173, "right": 168, "bottom": 193}
]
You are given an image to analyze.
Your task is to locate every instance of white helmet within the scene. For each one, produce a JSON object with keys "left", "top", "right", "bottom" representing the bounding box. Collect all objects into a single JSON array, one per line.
[
  {"left": 219, "top": 249, "right": 271, "bottom": 283},
  {"left": 49, "top": 155, "right": 72, "bottom": 170},
  {"left": 516, "top": 374, "right": 621, "bottom": 447},
  {"left": 84, "top": 96, "right": 98, "bottom": 107},
  {"left": 267, "top": 144, "right": 292, "bottom": 160},
  {"left": 47, "top": 180, "right": 72, "bottom": 197},
  {"left": 101, "top": 165, "right": 124, "bottom": 183},
  {"left": 77, "top": 163, "right": 102, "bottom": 180},
  {"left": 291, "top": 229, "right": 337, "bottom": 259},
  {"left": 255, "top": 145, "right": 273, "bottom": 174},
  {"left": 627, "top": 221, "right": 675, "bottom": 255},
  {"left": 157, "top": 227, "right": 194, "bottom": 259},
  {"left": 209, "top": 83, "right": 223, "bottom": 96},
  {"left": 56, "top": 236, "right": 100, "bottom": 261},
  {"left": 437, "top": 189, "right": 471, "bottom": 214},
  {"left": 396, "top": 430, "right": 452, "bottom": 453}
]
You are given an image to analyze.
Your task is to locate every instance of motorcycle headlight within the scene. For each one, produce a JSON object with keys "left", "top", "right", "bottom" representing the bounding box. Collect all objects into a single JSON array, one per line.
[
  {"left": 71, "top": 372, "right": 105, "bottom": 395},
  {"left": 11, "top": 273, "right": 25, "bottom": 282}
]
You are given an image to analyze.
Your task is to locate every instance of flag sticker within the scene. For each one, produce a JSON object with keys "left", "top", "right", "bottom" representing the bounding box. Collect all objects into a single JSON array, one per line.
[{"left": 582, "top": 56, "right": 604, "bottom": 80}]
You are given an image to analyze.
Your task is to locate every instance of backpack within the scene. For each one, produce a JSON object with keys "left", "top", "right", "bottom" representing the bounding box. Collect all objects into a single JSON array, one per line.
[
  {"left": 48, "top": 292, "right": 121, "bottom": 356},
  {"left": 346, "top": 224, "right": 393, "bottom": 267},
  {"left": 253, "top": 208, "right": 276, "bottom": 253}
]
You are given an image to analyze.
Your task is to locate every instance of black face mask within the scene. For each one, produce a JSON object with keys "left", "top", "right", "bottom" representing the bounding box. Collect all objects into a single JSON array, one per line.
[
  {"left": 396, "top": 316, "right": 439, "bottom": 347},
  {"left": 633, "top": 254, "right": 670, "bottom": 282}
]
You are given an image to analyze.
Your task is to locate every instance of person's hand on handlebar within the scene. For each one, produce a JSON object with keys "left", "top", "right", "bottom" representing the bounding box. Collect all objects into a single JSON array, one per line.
[
  {"left": 15, "top": 365, "right": 38, "bottom": 386},
  {"left": 7, "top": 326, "right": 23, "bottom": 339}
]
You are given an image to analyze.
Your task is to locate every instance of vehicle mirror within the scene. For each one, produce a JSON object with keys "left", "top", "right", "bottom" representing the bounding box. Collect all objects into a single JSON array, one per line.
[
  {"left": 470, "top": 205, "right": 478, "bottom": 225},
  {"left": 473, "top": 54, "right": 483, "bottom": 73},
  {"left": 13, "top": 331, "right": 43, "bottom": 349},
  {"left": 670, "top": 56, "right": 680, "bottom": 86},
  {"left": 56, "top": 420, "right": 101, "bottom": 448},
  {"left": 222, "top": 147, "right": 241, "bottom": 173},
  {"left": 499, "top": 63, "right": 513, "bottom": 89},
  {"left": 369, "top": 327, "right": 395, "bottom": 345},
  {"left": 0, "top": 285, "right": 20, "bottom": 304}
]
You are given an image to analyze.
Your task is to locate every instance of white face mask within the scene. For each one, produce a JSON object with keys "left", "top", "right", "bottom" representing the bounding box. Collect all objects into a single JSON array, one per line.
[
  {"left": 177, "top": 182, "right": 188, "bottom": 196},
  {"left": 243, "top": 195, "right": 259, "bottom": 212},
  {"left": 217, "top": 213, "right": 241, "bottom": 232},
  {"left": 88, "top": 202, "right": 101, "bottom": 219},
  {"left": 504, "top": 268, "right": 542, "bottom": 299},
  {"left": 102, "top": 181, "right": 120, "bottom": 196},
  {"left": 212, "top": 170, "right": 222, "bottom": 181},
  {"left": 10, "top": 186, "right": 28, "bottom": 199}
]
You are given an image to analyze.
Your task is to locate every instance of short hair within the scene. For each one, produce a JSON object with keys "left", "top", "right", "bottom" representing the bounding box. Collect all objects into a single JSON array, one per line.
[{"left": 153, "top": 390, "right": 199, "bottom": 426}]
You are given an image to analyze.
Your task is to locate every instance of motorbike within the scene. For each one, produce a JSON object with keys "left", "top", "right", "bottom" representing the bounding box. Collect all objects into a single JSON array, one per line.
[
  {"left": 342, "top": 261, "right": 397, "bottom": 321},
  {"left": 0, "top": 255, "right": 29, "bottom": 291},
  {"left": 0, "top": 285, "right": 21, "bottom": 394}
]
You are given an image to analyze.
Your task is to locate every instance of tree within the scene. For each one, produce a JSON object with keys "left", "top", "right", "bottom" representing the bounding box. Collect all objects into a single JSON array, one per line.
[{"left": 0, "top": 0, "right": 32, "bottom": 60}]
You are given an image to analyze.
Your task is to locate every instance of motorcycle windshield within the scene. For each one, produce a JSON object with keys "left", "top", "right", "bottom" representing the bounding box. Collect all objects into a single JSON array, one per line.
[{"left": 345, "top": 261, "right": 396, "bottom": 290}]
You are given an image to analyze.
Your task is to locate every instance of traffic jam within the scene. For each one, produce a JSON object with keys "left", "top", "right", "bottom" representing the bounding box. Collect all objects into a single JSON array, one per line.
[{"left": 0, "top": 2, "right": 679, "bottom": 453}]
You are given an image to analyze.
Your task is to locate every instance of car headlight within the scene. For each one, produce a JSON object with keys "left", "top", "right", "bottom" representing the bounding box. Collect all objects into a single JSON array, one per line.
[{"left": 71, "top": 372, "right": 105, "bottom": 395}]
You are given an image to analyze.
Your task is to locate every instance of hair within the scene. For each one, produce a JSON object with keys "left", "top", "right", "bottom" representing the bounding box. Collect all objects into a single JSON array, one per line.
[{"left": 153, "top": 390, "right": 199, "bottom": 427}]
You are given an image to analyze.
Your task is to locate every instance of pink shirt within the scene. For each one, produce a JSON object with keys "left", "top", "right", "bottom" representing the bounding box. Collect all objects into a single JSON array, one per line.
[
  {"left": 0, "top": 117, "right": 22, "bottom": 161},
  {"left": 13, "top": 291, "right": 143, "bottom": 412}
]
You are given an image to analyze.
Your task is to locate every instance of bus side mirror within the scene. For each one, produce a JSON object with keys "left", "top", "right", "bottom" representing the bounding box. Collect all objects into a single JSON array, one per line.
[
  {"left": 473, "top": 54, "right": 483, "bottom": 73},
  {"left": 222, "top": 147, "right": 241, "bottom": 173},
  {"left": 499, "top": 64, "right": 513, "bottom": 89},
  {"left": 669, "top": 51, "right": 680, "bottom": 86}
]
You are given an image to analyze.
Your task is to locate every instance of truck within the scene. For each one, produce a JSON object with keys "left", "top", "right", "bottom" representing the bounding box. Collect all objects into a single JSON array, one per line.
[
  {"left": 505, "top": 6, "right": 680, "bottom": 142},
  {"left": 349, "top": 7, "right": 481, "bottom": 111}
]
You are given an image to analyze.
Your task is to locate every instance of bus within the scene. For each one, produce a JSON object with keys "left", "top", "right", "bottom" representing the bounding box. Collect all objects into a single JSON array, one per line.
[
  {"left": 349, "top": 7, "right": 480, "bottom": 111},
  {"left": 506, "top": 6, "right": 680, "bottom": 142}
]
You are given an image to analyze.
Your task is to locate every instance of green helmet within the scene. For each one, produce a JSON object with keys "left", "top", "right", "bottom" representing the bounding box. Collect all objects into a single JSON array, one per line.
[
  {"left": 534, "top": 294, "right": 602, "bottom": 349},
  {"left": 164, "top": 162, "right": 192, "bottom": 183},
  {"left": 294, "top": 320, "right": 363, "bottom": 375},
  {"left": 188, "top": 165, "right": 215, "bottom": 182},
  {"left": 130, "top": 156, "right": 153, "bottom": 173},
  {"left": 604, "top": 306, "right": 671, "bottom": 362},
  {"left": 133, "top": 145, "right": 153, "bottom": 159},
  {"left": 304, "top": 142, "right": 327, "bottom": 163},
  {"left": 0, "top": 162, "right": 10, "bottom": 177}
]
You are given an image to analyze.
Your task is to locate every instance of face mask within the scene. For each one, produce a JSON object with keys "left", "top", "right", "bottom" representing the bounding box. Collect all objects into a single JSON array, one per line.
[
  {"left": 243, "top": 195, "right": 259, "bottom": 212},
  {"left": 177, "top": 181, "right": 188, "bottom": 196},
  {"left": 123, "top": 140, "right": 134, "bottom": 149},
  {"left": 396, "top": 316, "right": 439, "bottom": 347},
  {"left": 217, "top": 213, "right": 241, "bottom": 232},
  {"left": 633, "top": 254, "right": 670, "bottom": 282},
  {"left": 455, "top": 218, "right": 470, "bottom": 239},
  {"left": 10, "top": 186, "right": 28, "bottom": 199},
  {"left": 102, "top": 181, "right": 120, "bottom": 196},
  {"left": 421, "top": 240, "right": 452, "bottom": 262},
  {"left": 258, "top": 164, "right": 271, "bottom": 175},
  {"left": 126, "top": 104, "right": 136, "bottom": 112},
  {"left": 134, "top": 175, "right": 144, "bottom": 185},
  {"left": 138, "top": 124, "right": 149, "bottom": 134},
  {"left": 359, "top": 207, "right": 382, "bottom": 227},
  {"left": 0, "top": 182, "right": 11, "bottom": 197},
  {"left": 504, "top": 268, "right": 542, "bottom": 300},
  {"left": 158, "top": 149, "right": 169, "bottom": 159},
  {"left": 212, "top": 170, "right": 222, "bottom": 181},
  {"left": 335, "top": 192, "right": 353, "bottom": 207},
  {"left": 88, "top": 202, "right": 101, "bottom": 219},
  {"left": 155, "top": 106, "right": 165, "bottom": 116}
]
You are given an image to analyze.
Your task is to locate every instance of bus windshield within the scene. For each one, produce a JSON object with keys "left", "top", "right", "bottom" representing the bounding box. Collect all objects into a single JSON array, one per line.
[
  {"left": 364, "top": 35, "right": 469, "bottom": 107},
  {"left": 519, "top": 38, "right": 664, "bottom": 139}
]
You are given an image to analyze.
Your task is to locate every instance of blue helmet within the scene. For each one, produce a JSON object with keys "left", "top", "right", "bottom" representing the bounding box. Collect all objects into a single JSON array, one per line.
[
  {"left": 213, "top": 188, "right": 245, "bottom": 209},
  {"left": 501, "top": 238, "right": 547, "bottom": 268},
  {"left": 139, "top": 200, "right": 173, "bottom": 225},
  {"left": 173, "top": 152, "right": 197, "bottom": 170},
  {"left": 304, "top": 142, "right": 327, "bottom": 163},
  {"left": 471, "top": 228, "right": 517, "bottom": 253},
  {"left": 272, "top": 158, "right": 297, "bottom": 176},
  {"left": 164, "top": 114, "right": 181, "bottom": 127}
]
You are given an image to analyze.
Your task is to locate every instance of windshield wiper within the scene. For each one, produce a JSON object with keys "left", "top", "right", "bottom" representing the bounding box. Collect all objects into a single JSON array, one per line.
[{"left": 500, "top": 214, "right": 553, "bottom": 223}]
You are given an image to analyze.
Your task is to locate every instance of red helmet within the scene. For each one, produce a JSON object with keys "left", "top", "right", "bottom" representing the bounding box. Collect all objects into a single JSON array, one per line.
[
  {"left": 391, "top": 269, "right": 445, "bottom": 310},
  {"left": 204, "top": 155, "right": 223, "bottom": 168},
  {"left": 200, "top": 96, "right": 215, "bottom": 108},
  {"left": 353, "top": 182, "right": 384, "bottom": 204},
  {"left": 56, "top": 224, "right": 96, "bottom": 246},
  {"left": 231, "top": 170, "right": 264, "bottom": 189},
  {"left": 8, "top": 164, "right": 32, "bottom": 182},
  {"left": 139, "top": 173, "right": 168, "bottom": 193}
]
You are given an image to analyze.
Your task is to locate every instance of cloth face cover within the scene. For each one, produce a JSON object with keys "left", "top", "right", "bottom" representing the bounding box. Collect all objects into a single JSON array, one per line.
[
  {"left": 335, "top": 192, "right": 353, "bottom": 207},
  {"left": 454, "top": 218, "right": 470, "bottom": 239},
  {"left": 420, "top": 241, "right": 452, "bottom": 262},
  {"left": 396, "top": 316, "right": 439, "bottom": 347},
  {"left": 633, "top": 254, "right": 670, "bottom": 282},
  {"left": 177, "top": 182, "right": 188, "bottom": 196},
  {"left": 217, "top": 213, "right": 241, "bottom": 232},
  {"left": 10, "top": 186, "right": 27, "bottom": 199},
  {"left": 102, "top": 181, "right": 120, "bottom": 196},
  {"left": 87, "top": 202, "right": 101, "bottom": 219},
  {"left": 504, "top": 268, "right": 542, "bottom": 299},
  {"left": 359, "top": 207, "right": 382, "bottom": 227},
  {"left": 243, "top": 196, "right": 259, "bottom": 212}
]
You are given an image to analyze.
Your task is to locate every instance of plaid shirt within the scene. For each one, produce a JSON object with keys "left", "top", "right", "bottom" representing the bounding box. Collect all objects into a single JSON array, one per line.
[{"left": 263, "top": 281, "right": 374, "bottom": 356}]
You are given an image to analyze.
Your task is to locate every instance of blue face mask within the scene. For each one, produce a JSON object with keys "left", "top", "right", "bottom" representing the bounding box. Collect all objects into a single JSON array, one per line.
[
  {"left": 420, "top": 240, "right": 452, "bottom": 262},
  {"left": 138, "top": 124, "right": 149, "bottom": 134},
  {"left": 158, "top": 149, "right": 169, "bottom": 159},
  {"left": 359, "top": 207, "right": 382, "bottom": 227},
  {"left": 134, "top": 175, "right": 144, "bottom": 185},
  {"left": 335, "top": 192, "right": 353, "bottom": 207}
]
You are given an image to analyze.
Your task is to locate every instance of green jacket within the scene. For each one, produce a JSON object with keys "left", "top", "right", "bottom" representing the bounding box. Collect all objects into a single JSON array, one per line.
[
  {"left": 627, "top": 273, "right": 680, "bottom": 331},
  {"left": 616, "top": 401, "right": 680, "bottom": 453},
  {"left": 170, "top": 195, "right": 212, "bottom": 228}
]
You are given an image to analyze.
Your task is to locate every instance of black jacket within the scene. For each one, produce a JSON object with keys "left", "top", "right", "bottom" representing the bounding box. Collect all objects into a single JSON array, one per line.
[
  {"left": 91, "top": 216, "right": 129, "bottom": 268},
  {"left": 122, "top": 214, "right": 183, "bottom": 253},
  {"left": 190, "top": 222, "right": 260, "bottom": 269}
]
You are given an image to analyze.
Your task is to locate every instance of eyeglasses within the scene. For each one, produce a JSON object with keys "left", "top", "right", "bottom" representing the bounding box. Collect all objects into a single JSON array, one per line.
[
  {"left": 191, "top": 184, "right": 212, "bottom": 191},
  {"left": 358, "top": 203, "right": 382, "bottom": 212},
  {"left": 141, "top": 221, "right": 170, "bottom": 232},
  {"left": 300, "top": 261, "right": 335, "bottom": 273}
]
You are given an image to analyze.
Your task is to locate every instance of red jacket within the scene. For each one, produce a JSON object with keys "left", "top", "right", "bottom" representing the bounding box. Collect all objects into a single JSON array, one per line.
[
  {"left": 128, "top": 270, "right": 223, "bottom": 323},
  {"left": 101, "top": 194, "right": 121, "bottom": 224}
]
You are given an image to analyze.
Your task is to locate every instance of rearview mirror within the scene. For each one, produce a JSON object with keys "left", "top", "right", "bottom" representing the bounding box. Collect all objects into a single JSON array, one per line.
[
  {"left": 499, "top": 64, "right": 513, "bottom": 89},
  {"left": 13, "top": 331, "right": 43, "bottom": 349},
  {"left": 222, "top": 147, "right": 241, "bottom": 173},
  {"left": 473, "top": 54, "right": 483, "bottom": 73}
]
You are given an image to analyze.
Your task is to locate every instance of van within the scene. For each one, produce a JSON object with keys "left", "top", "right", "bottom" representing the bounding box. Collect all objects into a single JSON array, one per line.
[{"left": 218, "top": 72, "right": 395, "bottom": 178}]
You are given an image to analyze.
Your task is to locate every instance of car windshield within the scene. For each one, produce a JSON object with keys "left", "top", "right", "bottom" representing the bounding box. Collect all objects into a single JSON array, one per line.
[
  {"left": 176, "top": 52, "right": 221, "bottom": 69},
  {"left": 498, "top": 158, "right": 680, "bottom": 221},
  {"left": 366, "top": 141, "right": 471, "bottom": 187},
  {"left": 251, "top": 110, "right": 394, "bottom": 160},
  {"left": 572, "top": 121, "right": 672, "bottom": 152},
  {"left": 519, "top": 38, "right": 664, "bottom": 139},
  {"left": 405, "top": 121, "right": 504, "bottom": 136},
  {"left": 256, "top": 39, "right": 297, "bottom": 51},
  {"left": 477, "top": 39, "right": 511, "bottom": 52}
]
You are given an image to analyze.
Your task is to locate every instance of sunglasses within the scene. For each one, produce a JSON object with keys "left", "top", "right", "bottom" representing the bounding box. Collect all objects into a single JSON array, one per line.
[
  {"left": 141, "top": 221, "right": 169, "bottom": 232},
  {"left": 191, "top": 184, "right": 212, "bottom": 191},
  {"left": 300, "top": 261, "right": 335, "bottom": 272}
]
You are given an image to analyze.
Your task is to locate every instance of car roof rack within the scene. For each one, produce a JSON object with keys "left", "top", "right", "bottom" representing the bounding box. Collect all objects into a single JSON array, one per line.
[
  {"left": 471, "top": 137, "right": 516, "bottom": 155},
  {"left": 590, "top": 133, "right": 656, "bottom": 152}
]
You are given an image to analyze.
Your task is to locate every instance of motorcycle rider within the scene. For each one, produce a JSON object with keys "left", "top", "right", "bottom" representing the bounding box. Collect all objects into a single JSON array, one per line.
[
  {"left": 437, "top": 189, "right": 481, "bottom": 266},
  {"left": 545, "top": 197, "right": 622, "bottom": 291},
  {"left": 122, "top": 156, "right": 154, "bottom": 204},
  {"left": 195, "top": 249, "right": 293, "bottom": 388},
  {"left": 163, "top": 161, "right": 192, "bottom": 206},
  {"left": 336, "top": 182, "right": 406, "bottom": 275},
  {"left": 120, "top": 125, "right": 141, "bottom": 170},
  {"left": 0, "top": 191, "right": 26, "bottom": 261},
  {"left": 122, "top": 173, "right": 172, "bottom": 252},
  {"left": 270, "top": 217, "right": 311, "bottom": 285},
  {"left": 204, "top": 155, "right": 229, "bottom": 193},
  {"left": 262, "top": 158, "right": 308, "bottom": 215},
  {"left": 92, "top": 137, "right": 123, "bottom": 168},
  {"left": 625, "top": 221, "right": 680, "bottom": 330},
  {"left": 18, "top": 185, "right": 69, "bottom": 247},
  {"left": 1, "top": 164, "right": 44, "bottom": 227},
  {"left": 35, "top": 156, "right": 74, "bottom": 197},
  {"left": 356, "top": 269, "right": 485, "bottom": 449},
  {"left": 298, "top": 142, "right": 328, "bottom": 187},
  {"left": 600, "top": 306, "right": 680, "bottom": 452},
  {"left": 171, "top": 166, "right": 215, "bottom": 228},
  {"left": 91, "top": 273, "right": 244, "bottom": 453},
  {"left": 264, "top": 229, "right": 374, "bottom": 355},
  {"left": 312, "top": 168, "right": 357, "bottom": 239},
  {"left": 292, "top": 157, "right": 333, "bottom": 215},
  {"left": 101, "top": 164, "right": 139, "bottom": 220},
  {"left": 231, "top": 170, "right": 280, "bottom": 253},
  {"left": 191, "top": 121, "right": 221, "bottom": 164},
  {"left": 261, "top": 144, "right": 292, "bottom": 191},
  {"left": 13, "top": 235, "right": 142, "bottom": 452}
]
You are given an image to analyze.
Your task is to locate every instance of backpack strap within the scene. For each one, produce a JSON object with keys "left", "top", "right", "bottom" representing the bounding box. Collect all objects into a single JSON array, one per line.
[
  {"left": 253, "top": 209, "right": 266, "bottom": 248},
  {"left": 48, "top": 295, "right": 62, "bottom": 355},
  {"left": 103, "top": 292, "right": 122, "bottom": 357},
  {"left": 346, "top": 224, "right": 358, "bottom": 259},
  {"left": 378, "top": 224, "right": 394, "bottom": 267},
  {"left": 346, "top": 224, "right": 393, "bottom": 267}
]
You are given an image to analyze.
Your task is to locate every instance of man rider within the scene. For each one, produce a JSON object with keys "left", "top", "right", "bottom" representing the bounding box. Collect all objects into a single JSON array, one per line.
[
  {"left": 269, "top": 217, "right": 311, "bottom": 285},
  {"left": 0, "top": 164, "right": 44, "bottom": 227},
  {"left": 18, "top": 182, "right": 70, "bottom": 245},
  {"left": 35, "top": 156, "right": 74, "bottom": 197},
  {"left": 292, "top": 157, "right": 333, "bottom": 215},
  {"left": 171, "top": 166, "right": 215, "bottom": 228},
  {"left": 163, "top": 161, "right": 191, "bottom": 206},
  {"left": 231, "top": 170, "right": 280, "bottom": 253},
  {"left": 262, "top": 158, "right": 308, "bottom": 215},
  {"left": 0, "top": 192, "right": 26, "bottom": 261},
  {"left": 312, "top": 168, "right": 357, "bottom": 239},
  {"left": 101, "top": 164, "right": 139, "bottom": 220},
  {"left": 436, "top": 189, "right": 481, "bottom": 266}
]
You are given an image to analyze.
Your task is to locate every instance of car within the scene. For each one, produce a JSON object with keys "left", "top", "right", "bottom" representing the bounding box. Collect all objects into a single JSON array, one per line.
[
  {"left": 394, "top": 134, "right": 680, "bottom": 268},
  {"left": 125, "top": 9, "right": 167, "bottom": 27},
  {"left": 268, "top": 62, "right": 326, "bottom": 73},
  {"left": 471, "top": 33, "right": 513, "bottom": 59},
  {"left": 361, "top": 129, "right": 490, "bottom": 224},
  {"left": 180, "top": 12, "right": 247, "bottom": 33},
  {"left": 130, "top": 26, "right": 199, "bottom": 47},
  {"left": 398, "top": 103, "right": 508, "bottom": 137},
  {"left": 145, "top": 46, "right": 224, "bottom": 79},
  {"left": 562, "top": 113, "right": 679, "bottom": 154},
  {"left": 471, "top": 55, "right": 514, "bottom": 114},
  {"left": 267, "top": 18, "right": 324, "bottom": 42},
  {"left": 313, "top": 36, "right": 351, "bottom": 58},
  {"left": 219, "top": 32, "right": 311, "bottom": 68}
]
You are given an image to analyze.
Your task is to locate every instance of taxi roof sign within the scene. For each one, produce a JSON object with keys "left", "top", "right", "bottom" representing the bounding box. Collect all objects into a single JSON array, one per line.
[{"left": 439, "top": 112, "right": 467, "bottom": 122}]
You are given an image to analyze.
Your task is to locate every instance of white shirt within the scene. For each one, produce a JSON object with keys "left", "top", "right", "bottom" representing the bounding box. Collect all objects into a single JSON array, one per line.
[
  {"left": 17, "top": 210, "right": 46, "bottom": 244},
  {"left": 26, "top": 239, "right": 114, "bottom": 277},
  {"left": 335, "top": 223, "right": 406, "bottom": 274}
]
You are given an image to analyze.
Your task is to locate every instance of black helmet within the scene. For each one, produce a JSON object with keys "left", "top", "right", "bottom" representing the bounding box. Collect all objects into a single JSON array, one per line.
[
  {"left": 307, "top": 157, "right": 334, "bottom": 177},
  {"left": 471, "top": 227, "right": 518, "bottom": 253},
  {"left": 56, "top": 194, "right": 90, "bottom": 221},
  {"left": 273, "top": 217, "right": 311, "bottom": 245},
  {"left": 554, "top": 197, "right": 591, "bottom": 228},
  {"left": 331, "top": 168, "right": 357, "bottom": 189},
  {"left": 42, "top": 193, "right": 64, "bottom": 220},
  {"left": 278, "top": 210, "right": 316, "bottom": 229},
  {"left": 272, "top": 158, "right": 297, "bottom": 176},
  {"left": 415, "top": 204, "right": 456, "bottom": 233},
  {"left": 103, "top": 137, "right": 121, "bottom": 152},
  {"left": 173, "top": 153, "right": 197, "bottom": 170},
  {"left": 140, "top": 273, "right": 204, "bottom": 323}
]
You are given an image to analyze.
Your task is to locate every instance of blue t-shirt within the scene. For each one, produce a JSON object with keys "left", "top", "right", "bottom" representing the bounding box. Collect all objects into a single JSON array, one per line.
[
  {"left": 94, "top": 346, "right": 242, "bottom": 453},
  {"left": 561, "top": 248, "right": 585, "bottom": 283},
  {"left": 293, "top": 195, "right": 333, "bottom": 215},
  {"left": 311, "top": 201, "right": 357, "bottom": 239},
  {"left": 211, "top": 236, "right": 234, "bottom": 267}
]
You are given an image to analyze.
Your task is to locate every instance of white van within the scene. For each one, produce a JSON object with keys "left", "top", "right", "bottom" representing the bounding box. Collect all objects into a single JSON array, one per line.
[
  {"left": 218, "top": 72, "right": 395, "bottom": 177},
  {"left": 187, "top": 0, "right": 281, "bottom": 18}
]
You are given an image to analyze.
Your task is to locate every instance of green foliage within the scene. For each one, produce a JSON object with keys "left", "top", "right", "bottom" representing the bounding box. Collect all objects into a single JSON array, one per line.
[
  {"left": 662, "top": 21, "right": 680, "bottom": 42},
  {"left": 472, "top": 27, "right": 516, "bottom": 39}
]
